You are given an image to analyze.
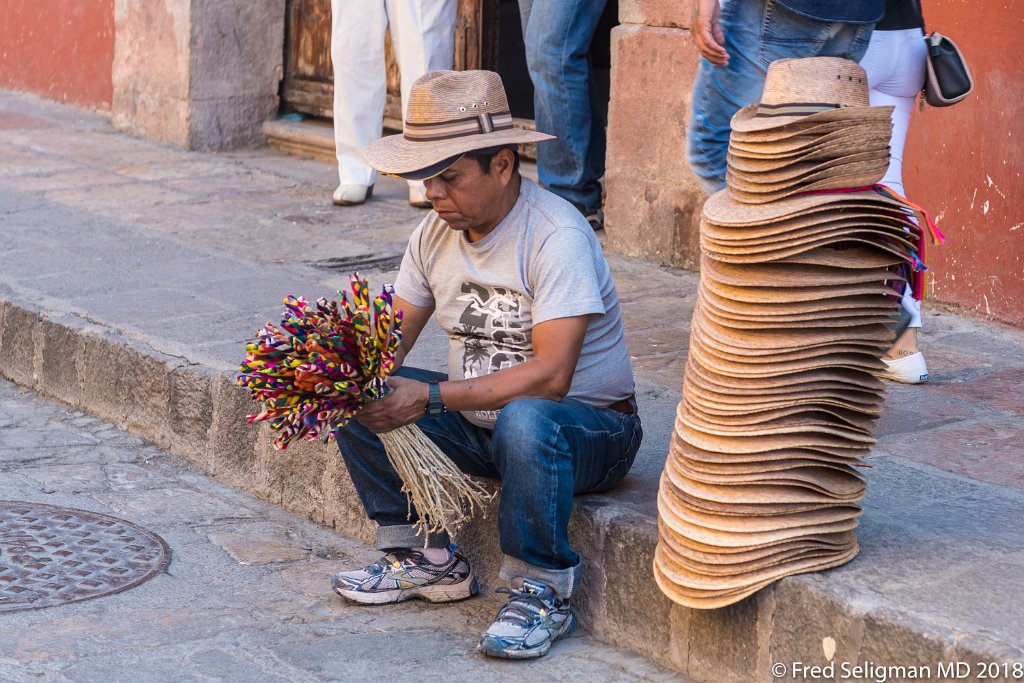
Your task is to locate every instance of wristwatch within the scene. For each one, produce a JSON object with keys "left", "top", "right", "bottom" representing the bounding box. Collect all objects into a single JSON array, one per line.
[{"left": 425, "top": 381, "right": 446, "bottom": 419}]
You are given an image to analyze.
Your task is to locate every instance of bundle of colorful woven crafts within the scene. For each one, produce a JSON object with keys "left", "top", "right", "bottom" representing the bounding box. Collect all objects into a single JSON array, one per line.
[{"left": 237, "top": 274, "right": 492, "bottom": 533}]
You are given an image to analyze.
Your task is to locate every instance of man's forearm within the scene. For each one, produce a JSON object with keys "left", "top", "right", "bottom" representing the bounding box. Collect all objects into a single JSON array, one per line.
[{"left": 438, "top": 357, "right": 574, "bottom": 413}]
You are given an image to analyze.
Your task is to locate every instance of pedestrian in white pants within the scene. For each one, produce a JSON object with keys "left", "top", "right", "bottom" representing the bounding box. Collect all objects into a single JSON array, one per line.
[
  {"left": 331, "top": 0, "right": 456, "bottom": 207},
  {"left": 860, "top": 23, "right": 929, "bottom": 383}
]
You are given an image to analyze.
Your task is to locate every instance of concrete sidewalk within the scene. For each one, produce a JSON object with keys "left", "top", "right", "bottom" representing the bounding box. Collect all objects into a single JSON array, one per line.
[
  {"left": 1, "top": 89, "right": 1023, "bottom": 681},
  {"left": 0, "top": 380, "right": 682, "bottom": 682}
]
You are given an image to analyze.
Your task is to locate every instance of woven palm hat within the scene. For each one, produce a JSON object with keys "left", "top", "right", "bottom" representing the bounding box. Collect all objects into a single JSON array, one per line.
[
  {"left": 701, "top": 256, "right": 904, "bottom": 289},
  {"left": 659, "top": 525, "right": 856, "bottom": 564},
  {"left": 684, "top": 395, "right": 877, "bottom": 435},
  {"left": 729, "top": 123, "right": 892, "bottom": 158},
  {"left": 702, "top": 212, "right": 916, "bottom": 244},
  {"left": 779, "top": 246, "right": 906, "bottom": 269},
  {"left": 701, "top": 228, "right": 914, "bottom": 264},
  {"left": 731, "top": 57, "right": 892, "bottom": 133},
  {"left": 653, "top": 548, "right": 859, "bottom": 609},
  {"left": 727, "top": 156, "right": 889, "bottom": 192},
  {"left": 662, "top": 539, "right": 848, "bottom": 577},
  {"left": 727, "top": 145, "right": 890, "bottom": 174},
  {"left": 726, "top": 166, "right": 891, "bottom": 204},
  {"left": 727, "top": 148, "right": 889, "bottom": 179},
  {"left": 364, "top": 70, "right": 554, "bottom": 177},
  {"left": 701, "top": 219, "right": 917, "bottom": 257},
  {"left": 703, "top": 188, "right": 906, "bottom": 226},
  {"left": 731, "top": 118, "right": 887, "bottom": 144},
  {"left": 654, "top": 542, "right": 858, "bottom": 601}
]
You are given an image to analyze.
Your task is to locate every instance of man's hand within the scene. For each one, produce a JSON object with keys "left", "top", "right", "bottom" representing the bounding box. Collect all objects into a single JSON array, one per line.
[
  {"left": 693, "top": 0, "right": 729, "bottom": 66},
  {"left": 355, "top": 376, "right": 429, "bottom": 434}
]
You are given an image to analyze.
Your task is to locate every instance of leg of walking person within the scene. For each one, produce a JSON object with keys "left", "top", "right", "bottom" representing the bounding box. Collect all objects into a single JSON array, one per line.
[
  {"left": 687, "top": 0, "right": 874, "bottom": 193},
  {"left": 861, "top": 28, "right": 929, "bottom": 382},
  {"left": 518, "top": 0, "right": 608, "bottom": 219},
  {"left": 387, "top": 0, "right": 457, "bottom": 207},
  {"left": 331, "top": 0, "right": 387, "bottom": 205}
]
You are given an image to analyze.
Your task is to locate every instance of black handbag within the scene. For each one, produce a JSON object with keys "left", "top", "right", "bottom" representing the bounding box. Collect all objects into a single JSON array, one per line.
[{"left": 923, "top": 32, "right": 974, "bottom": 106}]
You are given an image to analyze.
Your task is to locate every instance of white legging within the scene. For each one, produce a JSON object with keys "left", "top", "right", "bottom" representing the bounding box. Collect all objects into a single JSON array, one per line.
[
  {"left": 331, "top": 0, "right": 456, "bottom": 187},
  {"left": 860, "top": 28, "right": 927, "bottom": 328}
]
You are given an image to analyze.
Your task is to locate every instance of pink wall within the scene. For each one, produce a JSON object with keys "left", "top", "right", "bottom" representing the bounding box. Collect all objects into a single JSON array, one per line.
[
  {"left": 0, "top": 0, "right": 115, "bottom": 110},
  {"left": 903, "top": 3, "right": 1024, "bottom": 326}
]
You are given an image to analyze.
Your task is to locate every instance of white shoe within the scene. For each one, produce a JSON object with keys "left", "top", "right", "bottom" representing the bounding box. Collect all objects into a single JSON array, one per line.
[
  {"left": 408, "top": 182, "right": 431, "bottom": 209},
  {"left": 332, "top": 184, "right": 372, "bottom": 206},
  {"left": 880, "top": 352, "right": 929, "bottom": 384}
]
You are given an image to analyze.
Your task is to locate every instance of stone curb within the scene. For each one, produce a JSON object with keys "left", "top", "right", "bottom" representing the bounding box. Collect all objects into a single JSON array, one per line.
[{"left": 1, "top": 295, "right": 1019, "bottom": 682}]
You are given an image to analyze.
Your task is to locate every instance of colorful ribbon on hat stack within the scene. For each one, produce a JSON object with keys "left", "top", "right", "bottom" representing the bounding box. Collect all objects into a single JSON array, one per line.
[
  {"left": 237, "top": 274, "right": 492, "bottom": 534},
  {"left": 655, "top": 57, "right": 939, "bottom": 609}
]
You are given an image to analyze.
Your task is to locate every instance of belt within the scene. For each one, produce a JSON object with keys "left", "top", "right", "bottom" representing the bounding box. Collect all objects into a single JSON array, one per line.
[{"left": 606, "top": 395, "right": 638, "bottom": 414}]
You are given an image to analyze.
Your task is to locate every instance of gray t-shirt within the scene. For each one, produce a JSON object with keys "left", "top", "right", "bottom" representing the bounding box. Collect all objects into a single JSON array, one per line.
[{"left": 394, "top": 177, "right": 635, "bottom": 428}]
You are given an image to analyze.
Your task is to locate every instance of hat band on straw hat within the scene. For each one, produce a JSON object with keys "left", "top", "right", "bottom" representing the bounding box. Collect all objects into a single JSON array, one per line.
[
  {"left": 403, "top": 111, "right": 514, "bottom": 142},
  {"left": 755, "top": 102, "right": 843, "bottom": 118}
]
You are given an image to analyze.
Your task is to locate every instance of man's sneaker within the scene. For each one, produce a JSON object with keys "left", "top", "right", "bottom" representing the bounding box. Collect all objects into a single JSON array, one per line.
[
  {"left": 477, "top": 577, "right": 576, "bottom": 659},
  {"left": 331, "top": 546, "right": 477, "bottom": 605}
]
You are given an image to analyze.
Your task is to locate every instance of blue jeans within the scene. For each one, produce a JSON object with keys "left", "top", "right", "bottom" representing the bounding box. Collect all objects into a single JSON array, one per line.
[
  {"left": 687, "top": 0, "right": 875, "bottom": 193},
  {"left": 518, "top": 0, "right": 608, "bottom": 216},
  {"left": 333, "top": 367, "right": 642, "bottom": 598}
]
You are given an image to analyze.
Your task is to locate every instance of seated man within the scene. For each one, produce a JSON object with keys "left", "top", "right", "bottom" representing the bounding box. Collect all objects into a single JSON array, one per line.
[{"left": 331, "top": 70, "right": 642, "bottom": 660}]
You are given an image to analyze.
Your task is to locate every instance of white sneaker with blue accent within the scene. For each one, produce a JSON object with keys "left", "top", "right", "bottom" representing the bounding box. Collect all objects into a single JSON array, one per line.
[
  {"left": 331, "top": 547, "right": 477, "bottom": 605},
  {"left": 477, "top": 577, "right": 576, "bottom": 659}
]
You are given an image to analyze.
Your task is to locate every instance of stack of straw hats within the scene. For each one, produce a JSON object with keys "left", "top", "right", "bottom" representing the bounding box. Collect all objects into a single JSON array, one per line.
[{"left": 655, "top": 58, "right": 921, "bottom": 609}]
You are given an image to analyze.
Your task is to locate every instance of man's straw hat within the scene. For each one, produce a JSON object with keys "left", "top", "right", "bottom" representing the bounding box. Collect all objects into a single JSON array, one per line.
[
  {"left": 365, "top": 70, "right": 554, "bottom": 179},
  {"left": 731, "top": 57, "right": 891, "bottom": 134}
]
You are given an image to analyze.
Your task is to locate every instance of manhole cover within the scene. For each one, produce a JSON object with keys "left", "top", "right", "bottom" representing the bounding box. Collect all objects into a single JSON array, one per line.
[{"left": 0, "top": 501, "right": 171, "bottom": 613}]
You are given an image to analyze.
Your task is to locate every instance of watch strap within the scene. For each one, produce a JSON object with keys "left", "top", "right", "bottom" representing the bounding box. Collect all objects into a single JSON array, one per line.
[{"left": 426, "top": 381, "right": 446, "bottom": 419}]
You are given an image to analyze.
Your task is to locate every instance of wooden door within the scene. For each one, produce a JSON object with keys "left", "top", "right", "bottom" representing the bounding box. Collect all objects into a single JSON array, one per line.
[{"left": 281, "top": 0, "right": 491, "bottom": 127}]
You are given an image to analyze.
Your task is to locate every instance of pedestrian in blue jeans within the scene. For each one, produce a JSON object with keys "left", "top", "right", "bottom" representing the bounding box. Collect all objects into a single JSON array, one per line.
[
  {"left": 331, "top": 70, "right": 642, "bottom": 660},
  {"left": 518, "top": 0, "right": 608, "bottom": 229},
  {"left": 687, "top": 0, "right": 884, "bottom": 193}
]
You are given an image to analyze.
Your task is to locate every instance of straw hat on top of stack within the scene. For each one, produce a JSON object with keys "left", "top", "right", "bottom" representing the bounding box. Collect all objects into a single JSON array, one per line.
[
  {"left": 655, "top": 57, "right": 920, "bottom": 610},
  {"left": 726, "top": 58, "right": 894, "bottom": 204}
]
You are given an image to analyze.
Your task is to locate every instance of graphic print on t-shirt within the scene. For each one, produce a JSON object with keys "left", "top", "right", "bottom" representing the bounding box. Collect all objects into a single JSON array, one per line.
[{"left": 454, "top": 281, "right": 531, "bottom": 424}]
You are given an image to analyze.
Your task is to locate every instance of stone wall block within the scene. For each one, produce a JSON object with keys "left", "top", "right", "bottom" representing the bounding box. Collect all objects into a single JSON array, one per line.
[
  {"left": 35, "top": 317, "right": 86, "bottom": 410},
  {"left": 113, "top": 0, "right": 285, "bottom": 150},
  {"left": 0, "top": 304, "right": 41, "bottom": 389},
  {"left": 167, "top": 365, "right": 214, "bottom": 461},
  {"left": 686, "top": 589, "right": 770, "bottom": 682},
  {"left": 769, "top": 581, "right": 867, "bottom": 681},
  {"left": 604, "top": 175, "right": 704, "bottom": 269},
  {"left": 256, "top": 436, "right": 327, "bottom": 521},
  {"left": 858, "top": 609, "right": 958, "bottom": 673},
  {"left": 189, "top": 96, "right": 278, "bottom": 151},
  {"left": 120, "top": 348, "right": 174, "bottom": 449},
  {"left": 568, "top": 500, "right": 611, "bottom": 632},
  {"left": 189, "top": 0, "right": 284, "bottom": 100},
  {"left": 619, "top": 0, "right": 694, "bottom": 29},
  {"left": 607, "top": 25, "right": 698, "bottom": 180},
  {"left": 74, "top": 332, "right": 133, "bottom": 427},
  {"left": 604, "top": 24, "right": 706, "bottom": 269},
  {"left": 450, "top": 501, "right": 503, "bottom": 590},
  {"left": 208, "top": 372, "right": 259, "bottom": 487},
  {"left": 112, "top": 0, "right": 192, "bottom": 147},
  {"left": 322, "top": 454, "right": 377, "bottom": 547},
  {"left": 595, "top": 512, "right": 675, "bottom": 661}
]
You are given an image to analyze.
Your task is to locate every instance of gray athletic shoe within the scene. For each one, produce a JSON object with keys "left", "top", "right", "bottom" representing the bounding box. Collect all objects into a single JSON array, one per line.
[
  {"left": 477, "top": 577, "right": 576, "bottom": 659},
  {"left": 331, "top": 546, "right": 477, "bottom": 605}
]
